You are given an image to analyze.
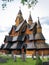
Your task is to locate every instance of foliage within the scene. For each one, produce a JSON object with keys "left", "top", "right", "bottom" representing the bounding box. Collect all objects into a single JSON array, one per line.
[
  {"left": 21, "top": 0, "right": 38, "bottom": 8},
  {"left": 35, "top": 56, "right": 43, "bottom": 65},
  {"left": 2, "top": 0, "right": 38, "bottom": 9},
  {"left": 47, "top": 57, "right": 49, "bottom": 60}
]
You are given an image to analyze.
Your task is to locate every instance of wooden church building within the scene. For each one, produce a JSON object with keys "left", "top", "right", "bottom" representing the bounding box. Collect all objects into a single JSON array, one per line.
[{"left": 1, "top": 9, "right": 49, "bottom": 56}]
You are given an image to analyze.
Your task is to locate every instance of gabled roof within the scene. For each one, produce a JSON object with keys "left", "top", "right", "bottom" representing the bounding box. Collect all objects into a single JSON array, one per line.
[
  {"left": 27, "top": 42, "right": 36, "bottom": 49},
  {"left": 26, "top": 34, "right": 34, "bottom": 40},
  {"left": 4, "top": 34, "right": 25, "bottom": 42},
  {"left": 35, "top": 33, "right": 45, "bottom": 40},
  {"left": 12, "top": 36, "right": 18, "bottom": 42},
  {"left": 1, "top": 44, "right": 5, "bottom": 49},
  {"left": 17, "top": 35, "right": 25, "bottom": 41},
  {"left": 37, "top": 17, "right": 41, "bottom": 28},
  {"left": 4, "top": 35, "right": 12, "bottom": 42},
  {"left": 9, "top": 25, "right": 17, "bottom": 34},
  {"left": 10, "top": 42, "right": 18, "bottom": 49},
  {"left": 3, "top": 43, "right": 8, "bottom": 49},
  {"left": 29, "top": 23, "right": 36, "bottom": 30},
  {"left": 5, "top": 43, "right": 12, "bottom": 49},
  {"left": 27, "top": 23, "right": 36, "bottom": 30},
  {"left": 35, "top": 42, "right": 49, "bottom": 49},
  {"left": 28, "top": 13, "right": 32, "bottom": 21},
  {"left": 15, "top": 9, "right": 24, "bottom": 23},
  {"left": 16, "top": 42, "right": 23, "bottom": 49},
  {"left": 15, "top": 21, "right": 24, "bottom": 32}
]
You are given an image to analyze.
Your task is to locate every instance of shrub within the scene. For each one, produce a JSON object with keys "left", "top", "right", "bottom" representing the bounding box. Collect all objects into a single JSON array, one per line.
[{"left": 35, "top": 55, "right": 42, "bottom": 65}]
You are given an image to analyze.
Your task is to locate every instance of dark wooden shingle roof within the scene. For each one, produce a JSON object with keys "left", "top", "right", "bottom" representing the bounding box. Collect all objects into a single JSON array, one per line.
[
  {"left": 26, "top": 42, "right": 36, "bottom": 49},
  {"left": 4, "top": 36, "right": 12, "bottom": 42},
  {"left": 1, "top": 44, "right": 5, "bottom": 49},
  {"left": 10, "top": 42, "right": 18, "bottom": 49},
  {"left": 35, "top": 33, "right": 45, "bottom": 40},
  {"left": 35, "top": 42, "right": 49, "bottom": 49},
  {"left": 26, "top": 34, "right": 34, "bottom": 40},
  {"left": 17, "top": 35, "right": 25, "bottom": 41}
]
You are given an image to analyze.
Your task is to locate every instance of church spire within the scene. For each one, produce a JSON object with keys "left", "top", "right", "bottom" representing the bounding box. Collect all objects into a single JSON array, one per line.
[
  {"left": 37, "top": 17, "right": 42, "bottom": 33},
  {"left": 15, "top": 7, "right": 24, "bottom": 26},
  {"left": 37, "top": 17, "right": 41, "bottom": 28},
  {"left": 28, "top": 11, "right": 33, "bottom": 25},
  {"left": 18, "top": 7, "right": 22, "bottom": 16}
]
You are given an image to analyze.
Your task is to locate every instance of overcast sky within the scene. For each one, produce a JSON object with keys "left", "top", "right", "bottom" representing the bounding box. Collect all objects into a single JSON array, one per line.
[{"left": 0, "top": 0, "right": 49, "bottom": 46}]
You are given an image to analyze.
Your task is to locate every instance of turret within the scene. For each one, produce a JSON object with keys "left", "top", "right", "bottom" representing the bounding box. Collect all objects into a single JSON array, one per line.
[
  {"left": 37, "top": 17, "right": 42, "bottom": 33},
  {"left": 15, "top": 8, "right": 24, "bottom": 26},
  {"left": 28, "top": 12, "right": 33, "bottom": 25}
]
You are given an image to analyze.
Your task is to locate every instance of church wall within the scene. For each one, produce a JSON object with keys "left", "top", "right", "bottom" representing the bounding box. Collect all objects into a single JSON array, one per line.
[
  {"left": 0, "top": 50, "right": 8, "bottom": 54},
  {"left": 37, "top": 50, "right": 49, "bottom": 56},
  {"left": 12, "top": 50, "right": 21, "bottom": 54},
  {"left": 26, "top": 50, "right": 35, "bottom": 56},
  {"left": 26, "top": 49, "right": 49, "bottom": 56}
]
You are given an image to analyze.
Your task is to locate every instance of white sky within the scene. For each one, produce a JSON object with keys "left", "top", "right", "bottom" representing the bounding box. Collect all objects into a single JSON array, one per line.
[{"left": 0, "top": 0, "right": 49, "bottom": 46}]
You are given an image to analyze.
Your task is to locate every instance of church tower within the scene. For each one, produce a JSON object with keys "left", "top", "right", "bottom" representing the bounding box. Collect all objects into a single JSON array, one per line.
[
  {"left": 28, "top": 12, "right": 33, "bottom": 25},
  {"left": 35, "top": 17, "right": 45, "bottom": 43},
  {"left": 37, "top": 17, "right": 42, "bottom": 33},
  {"left": 15, "top": 9, "right": 24, "bottom": 26}
]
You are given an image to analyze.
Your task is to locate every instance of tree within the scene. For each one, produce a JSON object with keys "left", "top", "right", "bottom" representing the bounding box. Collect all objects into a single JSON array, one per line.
[{"left": 2, "top": 0, "right": 38, "bottom": 9}]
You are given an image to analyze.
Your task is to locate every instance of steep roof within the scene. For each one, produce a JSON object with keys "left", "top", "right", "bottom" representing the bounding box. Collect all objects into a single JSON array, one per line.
[
  {"left": 35, "top": 42, "right": 49, "bottom": 49},
  {"left": 4, "top": 34, "right": 25, "bottom": 42},
  {"left": 12, "top": 36, "right": 18, "bottom": 42},
  {"left": 4, "top": 35, "right": 12, "bottom": 42},
  {"left": 17, "top": 35, "right": 25, "bottom": 41},
  {"left": 3, "top": 43, "right": 8, "bottom": 49},
  {"left": 37, "top": 17, "right": 41, "bottom": 28},
  {"left": 10, "top": 42, "right": 18, "bottom": 49},
  {"left": 15, "top": 9, "right": 24, "bottom": 23},
  {"left": 18, "top": 9, "right": 22, "bottom": 15},
  {"left": 35, "top": 33, "right": 45, "bottom": 40},
  {"left": 27, "top": 42, "right": 36, "bottom": 49},
  {"left": 1, "top": 44, "right": 5, "bottom": 49},
  {"left": 9, "top": 25, "right": 17, "bottom": 34},
  {"left": 15, "top": 20, "right": 27, "bottom": 32},
  {"left": 15, "top": 21, "right": 24, "bottom": 32},
  {"left": 28, "top": 13, "right": 32, "bottom": 21},
  {"left": 5, "top": 43, "right": 12, "bottom": 49},
  {"left": 26, "top": 34, "right": 34, "bottom": 40},
  {"left": 27, "top": 23, "right": 36, "bottom": 30},
  {"left": 16, "top": 42, "right": 23, "bottom": 49}
]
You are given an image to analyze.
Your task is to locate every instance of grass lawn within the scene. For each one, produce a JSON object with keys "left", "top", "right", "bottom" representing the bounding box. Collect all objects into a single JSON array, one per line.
[{"left": 0, "top": 55, "right": 36, "bottom": 65}]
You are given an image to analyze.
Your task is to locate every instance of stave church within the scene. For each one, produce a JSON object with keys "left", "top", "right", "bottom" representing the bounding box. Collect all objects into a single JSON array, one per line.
[{"left": 1, "top": 9, "right": 49, "bottom": 56}]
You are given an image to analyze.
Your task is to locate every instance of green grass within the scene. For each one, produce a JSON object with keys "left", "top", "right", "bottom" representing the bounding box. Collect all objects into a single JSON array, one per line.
[{"left": 0, "top": 55, "right": 36, "bottom": 65}]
